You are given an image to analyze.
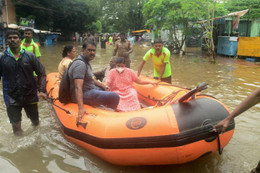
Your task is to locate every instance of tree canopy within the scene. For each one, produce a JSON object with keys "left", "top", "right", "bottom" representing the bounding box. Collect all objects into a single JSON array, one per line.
[
  {"left": 12, "top": 0, "right": 258, "bottom": 37},
  {"left": 142, "top": 0, "right": 227, "bottom": 54},
  {"left": 98, "top": 0, "right": 148, "bottom": 33},
  {"left": 13, "top": 0, "right": 148, "bottom": 34},
  {"left": 13, "top": 0, "right": 99, "bottom": 34},
  {"left": 226, "top": 0, "right": 260, "bottom": 19}
]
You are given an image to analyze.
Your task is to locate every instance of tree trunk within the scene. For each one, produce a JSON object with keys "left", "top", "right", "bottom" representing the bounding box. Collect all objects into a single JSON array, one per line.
[{"left": 206, "top": 0, "right": 216, "bottom": 61}]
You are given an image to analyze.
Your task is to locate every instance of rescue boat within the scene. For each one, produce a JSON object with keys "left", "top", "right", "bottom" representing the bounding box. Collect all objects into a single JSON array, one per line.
[{"left": 46, "top": 72, "right": 235, "bottom": 166}]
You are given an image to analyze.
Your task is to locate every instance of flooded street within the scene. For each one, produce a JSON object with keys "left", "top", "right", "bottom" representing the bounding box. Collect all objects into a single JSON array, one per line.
[{"left": 0, "top": 42, "right": 259, "bottom": 173}]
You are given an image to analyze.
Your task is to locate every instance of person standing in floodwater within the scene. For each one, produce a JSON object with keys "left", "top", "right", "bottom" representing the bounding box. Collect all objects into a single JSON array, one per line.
[
  {"left": 113, "top": 33, "right": 133, "bottom": 68},
  {"left": 0, "top": 30, "right": 47, "bottom": 134},
  {"left": 21, "top": 28, "right": 41, "bottom": 60},
  {"left": 137, "top": 38, "right": 172, "bottom": 84},
  {"left": 128, "top": 34, "right": 135, "bottom": 46},
  {"left": 101, "top": 34, "right": 107, "bottom": 49}
]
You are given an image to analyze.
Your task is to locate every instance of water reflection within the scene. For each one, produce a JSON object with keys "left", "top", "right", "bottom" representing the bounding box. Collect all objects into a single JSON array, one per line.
[{"left": 0, "top": 42, "right": 259, "bottom": 173}]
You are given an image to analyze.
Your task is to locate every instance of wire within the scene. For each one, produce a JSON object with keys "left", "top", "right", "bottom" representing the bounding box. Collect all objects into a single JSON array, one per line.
[{"left": 15, "top": 0, "right": 54, "bottom": 12}]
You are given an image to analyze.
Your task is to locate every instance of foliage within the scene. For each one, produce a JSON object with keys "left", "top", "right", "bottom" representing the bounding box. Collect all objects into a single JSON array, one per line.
[
  {"left": 13, "top": 0, "right": 149, "bottom": 34},
  {"left": 143, "top": 0, "right": 202, "bottom": 53},
  {"left": 225, "top": 0, "right": 260, "bottom": 19},
  {"left": 94, "top": 20, "right": 102, "bottom": 34},
  {"left": 98, "top": 0, "right": 148, "bottom": 33},
  {"left": 12, "top": 0, "right": 99, "bottom": 34},
  {"left": 142, "top": 0, "right": 227, "bottom": 54}
]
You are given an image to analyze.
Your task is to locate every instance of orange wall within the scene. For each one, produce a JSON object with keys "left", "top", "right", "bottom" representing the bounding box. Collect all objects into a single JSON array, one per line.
[{"left": 2, "top": 0, "right": 17, "bottom": 24}]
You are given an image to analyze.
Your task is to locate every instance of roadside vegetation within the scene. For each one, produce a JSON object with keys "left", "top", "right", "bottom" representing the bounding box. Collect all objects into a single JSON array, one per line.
[{"left": 12, "top": 0, "right": 260, "bottom": 57}]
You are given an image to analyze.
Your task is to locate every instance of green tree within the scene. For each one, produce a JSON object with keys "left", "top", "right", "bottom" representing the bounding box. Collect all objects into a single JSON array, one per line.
[
  {"left": 93, "top": 20, "right": 102, "bottom": 34},
  {"left": 13, "top": 0, "right": 99, "bottom": 34},
  {"left": 143, "top": 0, "right": 202, "bottom": 53},
  {"left": 143, "top": 0, "right": 226, "bottom": 56},
  {"left": 226, "top": 0, "right": 260, "bottom": 19},
  {"left": 98, "top": 0, "right": 148, "bottom": 33}
]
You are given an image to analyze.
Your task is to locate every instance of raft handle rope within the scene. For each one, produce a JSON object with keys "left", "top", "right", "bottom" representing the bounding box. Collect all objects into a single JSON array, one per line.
[
  {"left": 217, "top": 133, "right": 223, "bottom": 154},
  {"left": 155, "top": 90, "right": 183, "bottom": 106},
  {"left": 137, "top": 91, "right": 176, "bottom": 106},
  {"left": 47, "top": 87, "right": 90, "bottom": 129},
  {"left": 209, "top": 126, "right": 223, "bottom": 155},
  {"left": 157, "top": 82, "right": 190, "bottom": 90},
  {"left": 136, "top": 81, "right": 189, "bottom": 103},
  {"left": 138, "top": 90, "right": 186, "bottom": 107},
  {"left": 137, "top": 82, "right": 207, "bottom": 106},
  {"left": 138, "top": 92, "right": 163, "bottom": 102},
  {"left": 47, "top": 87, "right": 71, "bottom": 115}
]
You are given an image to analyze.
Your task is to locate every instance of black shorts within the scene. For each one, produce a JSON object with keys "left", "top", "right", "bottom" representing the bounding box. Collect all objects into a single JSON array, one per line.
[
  {"left": 6, "top": 104, "right": 39, "bottom": 124},
  {"left": 154, "top": 76, "right": 172, "bottom": 84}
]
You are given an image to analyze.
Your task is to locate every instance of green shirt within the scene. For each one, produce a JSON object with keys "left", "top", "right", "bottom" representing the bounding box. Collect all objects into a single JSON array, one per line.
[
  {"left": 21, "top": 39, "right": 41, "bottom": 58},
  {"left": 109, "top": 36, "right": 113, "bottom": 43},
  {"left": 143, "top": 47, "right": 171, "bottom": 78}
]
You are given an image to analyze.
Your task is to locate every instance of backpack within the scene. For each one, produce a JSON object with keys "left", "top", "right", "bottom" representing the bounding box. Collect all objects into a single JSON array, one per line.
[{"left": 58, "top": 59, "right": 84, "bottom": 104}]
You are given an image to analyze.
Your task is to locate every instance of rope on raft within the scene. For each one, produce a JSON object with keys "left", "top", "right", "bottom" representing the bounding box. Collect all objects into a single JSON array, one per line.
[
  {"left": 137, "top": 90, "right": 183, "bottom": 107},
  {"left": 47, "top": 87, "right": 71, "bottom": 115}
]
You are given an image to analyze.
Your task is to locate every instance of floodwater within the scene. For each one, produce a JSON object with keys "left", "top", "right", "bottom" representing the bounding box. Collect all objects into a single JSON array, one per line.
[{"left": 0, "top": 41, "right": 259, "bottom": 173}]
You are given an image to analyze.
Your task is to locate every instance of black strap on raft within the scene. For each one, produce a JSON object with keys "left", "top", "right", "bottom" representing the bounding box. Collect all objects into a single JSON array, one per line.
[
  {"left": 47, "top": 87, "right": 88, "bottom": 129},
  {"left": 47, "top": 87, "right": 71, "bottom": 115},
  {"left": 216, "top": 133, "right": 223, "bottom": 154},
  {"left": 209, "top": 125, "right": 223, "bottom": 155},
  {"left": 51, "top": 100, "right": 71, "bottom": 114}
]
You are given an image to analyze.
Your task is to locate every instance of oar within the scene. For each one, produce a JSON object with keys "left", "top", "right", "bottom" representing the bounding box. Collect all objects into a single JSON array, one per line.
[{"left": 178, "top": 82, "right": 208, "bottom": 103}]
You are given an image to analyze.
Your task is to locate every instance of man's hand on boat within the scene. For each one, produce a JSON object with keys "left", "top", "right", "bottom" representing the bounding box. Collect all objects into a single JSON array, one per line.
[
  {"left": 213, "top": 117, "right": 232, "bottom": 134},
  {"left": 150, "top": 81, "right": 159, "bottom": 87},
  {"left": 78, "top": 108, "right": 88, "bottom": 121},
  {"left": 38, "top": 92, "right": 47, "bottom": 100},
  {"left": 135, "top": 78, "right": 158, "bottom": 87}
]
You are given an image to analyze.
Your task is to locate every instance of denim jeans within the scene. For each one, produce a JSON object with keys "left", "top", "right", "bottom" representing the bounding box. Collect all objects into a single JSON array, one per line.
[{"left": 83, "top": 89, "right": 119, "bottom": 109}]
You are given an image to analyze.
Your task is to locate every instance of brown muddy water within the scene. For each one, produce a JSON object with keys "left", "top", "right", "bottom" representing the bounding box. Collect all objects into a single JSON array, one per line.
[{"left": 0, "top": 42, "right": 259, "bottom": 173}]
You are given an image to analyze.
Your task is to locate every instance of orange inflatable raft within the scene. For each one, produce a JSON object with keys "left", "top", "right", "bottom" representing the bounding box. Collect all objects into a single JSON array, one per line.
[{"left": 46, "top": 72, "right": 235, "bottom": 166}]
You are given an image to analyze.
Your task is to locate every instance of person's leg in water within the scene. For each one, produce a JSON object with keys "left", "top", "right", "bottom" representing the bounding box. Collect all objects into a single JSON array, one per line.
[
  {"left": 7, "top": 105, "right": 23, "bottom": 134},
  {"left": 123, "top": 57, "right": 131, "bottom": 68},
  {"left": 12, "top": 121, "right": 22, "bottom": 134},
  {"left": 24, "top": 104, "right": 40, "bottom": 126},
  {"left": 251, "top": 160, "right": 260, "bottom": 173}
]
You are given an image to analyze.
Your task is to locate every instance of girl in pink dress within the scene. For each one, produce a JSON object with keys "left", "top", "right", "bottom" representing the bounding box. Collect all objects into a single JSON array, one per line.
[{"left": 106, "top": 57, "right": 157, "bottom": 112}]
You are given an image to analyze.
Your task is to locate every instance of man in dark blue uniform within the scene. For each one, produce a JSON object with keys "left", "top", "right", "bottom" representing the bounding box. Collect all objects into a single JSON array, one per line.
[{"left": 0, "top": 30, "right": 47, "bottom": 134}]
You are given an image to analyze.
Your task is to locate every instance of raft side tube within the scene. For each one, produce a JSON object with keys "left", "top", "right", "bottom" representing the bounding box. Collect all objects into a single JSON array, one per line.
[
  {"left": 50, "top": 108, "right": 226, "bottom": 149},
  {"left": 172, "top": 97, "right": 235, "bottom": 133}
]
